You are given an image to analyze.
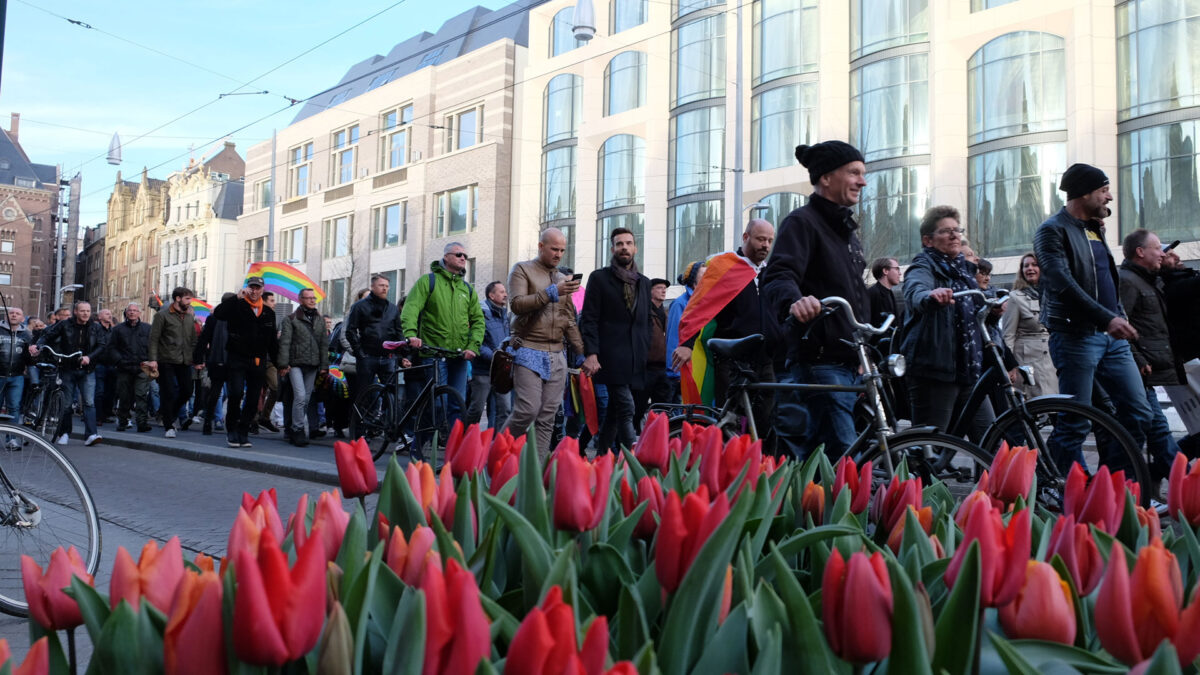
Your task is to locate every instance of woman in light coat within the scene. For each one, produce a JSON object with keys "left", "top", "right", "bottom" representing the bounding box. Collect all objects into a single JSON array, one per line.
[{"left": 1002, "top": 252, "right": 1058, "bottom": 397}]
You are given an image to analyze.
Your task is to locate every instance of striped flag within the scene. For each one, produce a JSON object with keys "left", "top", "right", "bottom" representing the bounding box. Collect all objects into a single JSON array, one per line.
[{"left": 678, "top": 252, "right": 759, "bottom": 405}]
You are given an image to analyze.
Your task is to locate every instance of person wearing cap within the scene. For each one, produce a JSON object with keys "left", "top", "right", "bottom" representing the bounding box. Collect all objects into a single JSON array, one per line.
[
  {"left": 665, "top": 260, "right": 705, "bottom": 401},
  {"left": 211, "top": 276, "right": 279, "bottom": 449},
  {"left": 634, "top": 277, "right": 673, "bottom": 427},
  {"left": 1033, "top": 162, "right": 1164, "bottom": 476},
  {"left": 762, "top": 141, "right": 871, "bottom": 460}
]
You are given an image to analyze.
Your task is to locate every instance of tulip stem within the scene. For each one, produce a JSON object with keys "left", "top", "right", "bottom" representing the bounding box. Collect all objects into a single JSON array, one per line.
[
  {"left": 67, "top": 626, "right": 77, "bottom": 675},
  {"left": 358, "top": 495, "right": 366, "bottom": 513}
]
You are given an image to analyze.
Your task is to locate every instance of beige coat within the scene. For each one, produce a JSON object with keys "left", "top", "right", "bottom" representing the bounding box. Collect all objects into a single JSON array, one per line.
[
  {"left": 1002, "top": 286, "right": 1057, "bottom": 397},
  {"left": 507, "top": 259, "right": 584, "bottom": 354}
]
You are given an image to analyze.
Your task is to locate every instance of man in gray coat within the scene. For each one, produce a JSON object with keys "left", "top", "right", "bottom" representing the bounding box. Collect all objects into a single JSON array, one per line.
[{"left": 278, "top": 288, "right": 329, "bottom": 446}]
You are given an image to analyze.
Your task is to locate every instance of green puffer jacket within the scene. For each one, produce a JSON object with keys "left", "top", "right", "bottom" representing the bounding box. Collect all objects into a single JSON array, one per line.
[
  {"left": 279, "top": 308, "right": 330, "bottom": 369},
  {"left": 399, "top": 260, "right": 485, "bottom": 354},
  {"left": 149, "top": 305, "right": 198, "bottom": 365}
]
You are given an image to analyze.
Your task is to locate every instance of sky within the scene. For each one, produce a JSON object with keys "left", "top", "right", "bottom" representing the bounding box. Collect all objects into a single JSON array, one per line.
[{"left": 0, "top": 0, "right": 491, "bottom": 226}]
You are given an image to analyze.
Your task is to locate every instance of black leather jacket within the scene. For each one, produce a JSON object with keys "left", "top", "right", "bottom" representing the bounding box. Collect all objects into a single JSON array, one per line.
[
  {"left": 0, "top": 324, "right": 32, "bottom": 377},
  {"left": 36, "top": 319, "right": 109, "bottom": 371},
  {"left": 1032, "top": 207, "right": 1124, "bottom": 335}
]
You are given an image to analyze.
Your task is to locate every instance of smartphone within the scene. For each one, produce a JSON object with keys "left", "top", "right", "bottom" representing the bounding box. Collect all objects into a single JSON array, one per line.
[{"left": 571, "top": 273, "right": 583, "bottom": 281}]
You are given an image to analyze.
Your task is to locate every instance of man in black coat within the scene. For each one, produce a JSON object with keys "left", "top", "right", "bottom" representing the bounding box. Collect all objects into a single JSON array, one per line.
[
  {"left": 32, "top": 301, "right": 109, "bottom": 446},
  {"left": 211, "top": 277, "right": 279, "bottom": 449},
  {"left": 109, "top": 303, "right": 153, "bottom": 432},
  {"left": 763, "top": 141, "right": 871, "bottom": 460},
  {"left": 580, "top": 227, "right": 651, "bottom": 454}
]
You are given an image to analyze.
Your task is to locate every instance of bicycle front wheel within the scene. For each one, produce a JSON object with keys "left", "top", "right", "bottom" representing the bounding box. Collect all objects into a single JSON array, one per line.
[
  {"left": 0, "top": 424, "right": 101, "bottom": 617},
  {"left": 399, "top": 386, "right": 466, "bottom": 467},
  {"left": 857, "top": 430, "right": 995, "bottom": 502},
  {"left": 350, "top": 384, "right": 395, "bottom": 461},
  {"left": 36, "top": 389, "right": 68, "bottom": 442}
]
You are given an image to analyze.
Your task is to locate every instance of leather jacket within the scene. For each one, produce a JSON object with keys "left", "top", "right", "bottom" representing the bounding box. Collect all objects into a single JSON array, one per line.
[
  {"left": 0, "top": 324, "right": 32, "bottom": 377},
  {"left": 1032, "top": 207, "right": 1124, "bottom": 334},
  {"left": 507, "top": 259, "right": 584, "bottom": 354}
]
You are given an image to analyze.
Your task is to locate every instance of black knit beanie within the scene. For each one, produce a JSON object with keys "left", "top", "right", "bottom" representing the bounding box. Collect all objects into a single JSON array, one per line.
[
  {"left": 1059, "top": 163, "right": 1109, "bottom": 200},
  {"left": 794, "top": 141, "right": 865, "bottom": 184}
]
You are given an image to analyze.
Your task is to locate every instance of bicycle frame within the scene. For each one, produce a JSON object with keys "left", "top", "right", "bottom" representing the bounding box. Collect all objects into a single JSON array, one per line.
[{"left": 370, "top": 347, "right": 460, "bottom": 459}]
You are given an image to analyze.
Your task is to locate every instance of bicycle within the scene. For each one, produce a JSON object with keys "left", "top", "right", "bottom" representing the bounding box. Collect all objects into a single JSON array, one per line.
[
  {"left": 0, "top": 417, "right": 102, "bottom": 617},
  {"left": 25, "top": 347, "right": 82, "bottom": 443},
  {"left": 350, "top": 343, "right": 467, "bottom": 463},
  {"left": 942, "top": 288, "right": 1150, "bottom": 507},
  {"left": 653, "top": 296, "right": 996, "bottom": 490}
]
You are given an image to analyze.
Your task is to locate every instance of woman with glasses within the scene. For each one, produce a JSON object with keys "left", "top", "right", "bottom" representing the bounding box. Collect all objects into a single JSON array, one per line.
[
  {"left": 895, "top": 205, "right": 994, "bottom": 442},
  {"left": 1002, "top": 252, "right": 1058, "bottom": 397}
]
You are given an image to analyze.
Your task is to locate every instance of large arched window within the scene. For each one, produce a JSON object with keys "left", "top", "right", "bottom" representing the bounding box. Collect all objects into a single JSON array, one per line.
[
  {"left": 969, "top": 144, "right": 1065, "bottom": 257},
  {"left": 851, "top": 53, "right": 929, "bottom": 162},
  {"left": 858, "top": 165, "right": 929, "bottom": 262},
  {"left": 598, "top": 135, "right": 646, "bottom": 210},
  {"left": 850, "top": 0, "right": 927, "bottom": 59},
  {"left": 669, "top": 200, "right": 723, "bottom": 279},
  {"left": 673, "top": 14, "right": 726, "bottom": 107},
  {"left": 968, "top": 32, "right": 1065, "bottom": 144},
  {"left": 605, "top": 52, "right": 647, "bottom": 116},
  {"left": 752, "top": 0, "right": 817, "bottom": 86},
  {"left": 752, "top": 83, "right": 817, "bottom": 171},
  {"left": 676, "top": 0, "right": 722, "bottom": 21},
  {"left": 544, "top": 74, "right": 583, "bottom": 144},
  {"left": 611, "top": 0, "right": 648, "bottom": 33},
  {"left": 757, "top": 191, "right": 804, "bottom": 228},
  {"left": 1118, "top": 0, "right": 1200, "bottom": 121},
  {"left": 542, "top": 147, "right": 576, "bottom": 223},
  {"left": 550, "top": 9, "right": 585, "bottom": 57},
  {"left": 670, "top": 106, "right": 725, "bottom": 197}
]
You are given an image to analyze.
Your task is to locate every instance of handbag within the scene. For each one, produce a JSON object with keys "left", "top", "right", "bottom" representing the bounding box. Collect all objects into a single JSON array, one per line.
[{"left": 490, "top": 345, "right": 515, "bottom": 394}]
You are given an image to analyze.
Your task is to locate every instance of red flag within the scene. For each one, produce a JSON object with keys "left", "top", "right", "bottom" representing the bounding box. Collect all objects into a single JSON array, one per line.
[
  {"left": 677, "top": 252, "right": 759, "bottom": 344},
  {"left": 578, "top": 372, "right": 600, "bottom": 436}
]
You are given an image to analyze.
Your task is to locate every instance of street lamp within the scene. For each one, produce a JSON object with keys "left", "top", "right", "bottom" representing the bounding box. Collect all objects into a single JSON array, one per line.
[
  {"left": 572, "top": 0, "right": 595, "bottom": 41},
  {"left": 59, "top": 284, "right": 82, "bottom": 300}
]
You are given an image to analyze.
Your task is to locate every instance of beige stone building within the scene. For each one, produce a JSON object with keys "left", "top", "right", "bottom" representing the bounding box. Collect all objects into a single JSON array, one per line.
[{"left": 103, "top": 169, "right": 166, "bottom": 316}]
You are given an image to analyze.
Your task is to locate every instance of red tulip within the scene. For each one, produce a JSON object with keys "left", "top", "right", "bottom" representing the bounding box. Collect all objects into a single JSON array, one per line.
[
  {"left": 998, "top": 561, "right": 1076, "bottom": 644},
  {"left": 688, "top": 425, "right": 724, "bottom": 470},
  {"left": 406, "top": 461, "right": 459, "bottom": 527},
  {"left": 1137, "top": 504, "right": 1163, "bottom": 541},
  {"left": 870, "top": 475, "right": 923, "bottom": 532},
  {"left": 699, "top": 434, "right": 767, "bottom": 498},
  {"left": 977, "top": 442, "right": 1037, "bottom": 506},
  {"left": 194, "top": 552, "right": 215, "bottom": 574},
  {"left": 241, "top": 489, "right": 284, "bottom": 541},
  {"left": 833, "top": 457, "right": 872, "bottom": 514},
  {"left": 1064, "top": 464, "right": 1133, "bottom": 534},
  {"left": 1096, "top": 540, "right": 1200, "bottom": 666},
  {"left": 885, "top": 505, "right": 933, "bottom": 554},
  {"left": 944, "top": 498, "right": 1031, "bottom": 607},
  {"left": 620, "top": 475, "right": 666, "bottom": 540},
  {"left": 109, "top": 537, "right": 185, "bottom": 612},
  {"left": 954, "top": 490, "right": 993, "bottom": 529},
  {"left": 606, "top": 664, "right": 638, "bottom": 675},
  {"left": 801, "top": 481, "right": 825, "bottom": 524},
  {"left": 487, "top": 430, "right": 524, "bottom": 495},
  {"left": 232, "top": 529, "right": 326, "bottom": 666},
  {"left": 1169, "top": 453, "right": 1200, "bottom": 526},
  {"left": 0, "top": 637, "right": 49, "bottom": 675},
  {"left": 444, "top": 421, "right": 493, "bottom": 479},
  {"left": 504, "top": 585, "right": 608, "bottom": 675},
  {"left": 291, "top": 491, "right": 350, "bottom": 563},
  {"left": 164, "top": 570, "right": 226, "bottom": 675},
  {"left": 384, "top": 525, "right": 440, "bottom": 586},
  {"left": 655, "top": 486, "right": 730, "bottom": 594},
  {"left": 227, "top": 489, "right": 285, "bottom": 564},
  {"left": 21, "top": 546, "right": 93, "bottom": 630},
  {"left": 421, "top": 558, "right": 491, "bottom": 675},
  {"left": 822, "top": 549, "right": 893, "bottom": 664},
  {"left": 552, "top": 449, "right": 614, "bottom": 532},
  {"left": 633, "top": 411, "right": 670, "bottom": 473},
  {"left": 1045, "top": 514, "right": 1103, "bottom": 595},
  {"left": 333, "top": 436, "right": 378, "bottom": 498}
]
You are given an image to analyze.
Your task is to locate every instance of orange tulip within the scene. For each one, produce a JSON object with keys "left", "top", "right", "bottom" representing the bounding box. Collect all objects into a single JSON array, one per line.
[
  {"left": 633, "top": 411, "right": 670, "bottom": 473},
  {"left": 0, "top": 636, "right": 49, "bottom": 675},
  {"left": 421, "top": 558, "right": 491, "bottom": 675},
  {"left": 109, "top": 537, "right": 185, "bottom": 612},
  {"left": 504, "top": 585, "right": 608, "bottom": 675},
  {"left": 333, "top": 436, "right": 378, "bottom": 498},
  {"left": 1064, "top": 463, "right": 1134, "bottom": 534},
  {"left": 620, "top": 474, "right": 666, "bottom": 540},
  {"left": 885, "top": 505, "right": 933, "bottom": 554},
  {"left": 655, "top": 486, "right": 730, "bottom": 594},
  {"left": 1169, "top": 453, "right": 1200, "bottom": 526},
  {"left": 1096, "top": 540, "right": 1200, "bottom": 666},
  {"left": 1137, "top": 504, "right": 1163, "bottom": 541},
  {"left": 552, "top": 449, "right": 614, "bottom": 532},
  {"left": 444, "top": 421, "right": 493, "bottom": 479},
  {"left": 21, "top": 546, "right": 93, "bottom": 630},
  {"left": 977, "top": 443, "right": 1037, "bottom": 507},
  {"left": 822, "top": 549, "right": 893, "bottom": 664},
  {"left": 945, "top": 498, "right": 1030, "bottom": 607},
  {"left": 406, "top": 461, "right": 458, "bottom": 526},
  {"left": 871, "top": 475, "right": 923, "bottom": 533},
  {"left": 999, "top": 561, "right": 1076, "bottom": 644},
  {"left": 832, "top": 457, "right": 872, "bottom": 514},
  {"left": 384, "top": 525, "right": 440, "bottom": 586},
  {"left": 164, "top": 570, "right": 226, "bottom": 675},
  {"left": 801, "top": 481, "right": 825, "bottom": 524},
  {"left": 291, "top": 491, "right": 350, "bottom": 563},
  {"left": 227, "top": 489, "right": 285, "bottom": 563},
  {"left": 1045, "top": 514, "right": 1103, "bottom": 595},
  {"left": 232, "top": 529, "right": 326, "bottom": 666}
]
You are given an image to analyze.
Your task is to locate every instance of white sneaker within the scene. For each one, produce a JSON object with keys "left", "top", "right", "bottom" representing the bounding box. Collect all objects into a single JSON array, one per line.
[
  {"left": 165, "top": 428, "right": 176, "bottom": 439},
  {"left": 85, "top": 434, "right": 102, "bottom": 447},
  {"left": 55, "top": 434, "right": 69, "bottom": 445}
]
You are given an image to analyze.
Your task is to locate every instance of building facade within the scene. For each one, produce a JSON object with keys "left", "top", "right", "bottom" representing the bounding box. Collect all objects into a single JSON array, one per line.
[
  {"left": 76, "top": 223, "right": 106, "bottom": 308},
  {"left": 103, "top": 169, "right": 166, "bottom": 316}
]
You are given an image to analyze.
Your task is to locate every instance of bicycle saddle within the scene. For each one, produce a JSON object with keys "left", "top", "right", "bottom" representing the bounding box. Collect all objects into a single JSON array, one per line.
[{"left": 706, "top": 334, "right": 764, "bottom": 362}]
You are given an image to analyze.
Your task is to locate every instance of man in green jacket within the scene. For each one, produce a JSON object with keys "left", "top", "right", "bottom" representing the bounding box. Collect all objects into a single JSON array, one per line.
[
  {"left": 148, "top": 286, "right": 198, "bottom": 439},
  {"left": 400, "top": 242, "right": 485, "bottom": 438}
]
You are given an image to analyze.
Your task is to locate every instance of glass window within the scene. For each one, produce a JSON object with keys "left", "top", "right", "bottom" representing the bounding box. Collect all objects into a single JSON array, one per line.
[
  {"left": 544, "top": 74, "right": 583, "bottom": 144},
  {"left": 1119, "top": 119, "right": 1200, "bottom": 245},
  {"left": 677, "top": 0, "right": 723, "bottom": 21},
  {"left": 372, "top": 202, "right": 406, "bottom": 249},
  {"left": 968, "top": 143, "right": 1066, "bottom": 258},
  {"left": 851, "top": 53, "right": 929, "bottom": 162},
  {"left": 436, "top": 186, "right": 478, "bottom": 237},
  {"left": 968, "top": 32, "right": 1066, "bottom": 144},
  {"left": 323, "top": 215, "right": 352, "bottom": 258},
  {"left": 0, "top": 273, "right": 10, "bottom": 285},
  {"left": 752, "top": 82, "right": 817, "bottom": 171},
  {"left": 551, "top": 8, "right": 586, "bottom": 57},
  {"left": 368, "top": 68, "right": 397, "bottom": 91},
  {"left": 322, "top": 278, "right": 349, "bottom": 318},
  {"left": 332, "top": 125, "right": 359, "bottom": 185},
  {"left": 612, "top": 0, "right": 648, "bottom": 33},
  {"left": 281, "top": 227, "right": 306, "bottom": 263},
  {"left": 378, "top": 270, "right": 401, "bottom": 303},
  {"left": 670, "top": 200, "right": 724, "bottom": 279},
  {"left": 1117, "top": 0, "right": 1200, "bottom": 121},
  {"left": 597, "top": 213, "right": 646, "bottom": 269},
  {"left": 0, "top": 241, "right": 13, "bottom": 254},
  {"left": 605, "top": 52, "right": 647, "bottom": 116},
  {"left": 254, "top": 179, "right": 272, "bottom": 210},
  {"left": 971, "top": 0, "right": 1016, "bottom": 9},
  {"left": 556, "top": 222, "right": 577, "bottom": 271},
  {"left": 446, "top": 107, "right": 482, "bottom": 151},
  {"left": 758, "top": 191, "right": 805, "bottom": 228},
  {"left": 673, "top": 15, "right": 726, "bottom": 107},
  {"left": 850, "top": 0, "right": 928, "bottom": 59},
  {"left": 288, "top": 142, "right": 313, "bottom": 198},
  {"left": 857, "top": 165, "right": 929, "bottom": 263},
  {"left": 382, "top": 104, "right": 414, "bottom": 170},
  {"left": 752, "top": 0, "right": 817, "bottom": 86},
  {"left": 598, "top": 135, "right": 646, "bottom": 209},
  {"left": 542, "top": 147, "right": 577, "bottom": 222},
  {"left": 671, "top": 106, "right": 725, "bottom": 197}
]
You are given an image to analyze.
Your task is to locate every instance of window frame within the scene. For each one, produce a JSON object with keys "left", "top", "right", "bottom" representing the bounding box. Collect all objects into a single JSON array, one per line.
[
  {"left": 281, "top": 226, "right": 307, "bottom": 263},
  {"left": 381, "top": 104, "right": 415, "bottom": 170},
  {"left": 445, "top": 106, "right": 483, "bottom": 152},
  {"left": 434, "top": 185, "right": 479, "bottom": 238},
  {"left": 322, "top": 214, "right": 354, "bottom": 259},
  {"left": 287, "top": 142, "right": 314, "bottom": 198},
  {"left": 331, "top": 124, "right": 361, "bottom": 186},
  {"left": 372, "top": 201, "right": 407, "bottom": 249}
]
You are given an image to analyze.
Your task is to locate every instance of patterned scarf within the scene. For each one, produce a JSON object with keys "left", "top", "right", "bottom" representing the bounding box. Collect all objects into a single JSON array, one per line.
[
  {"left": 923, "top": 246, "right": 983, "bottom": 384},
  {"left": 611, "top": 257, "right": 640, "bottom": 311}
]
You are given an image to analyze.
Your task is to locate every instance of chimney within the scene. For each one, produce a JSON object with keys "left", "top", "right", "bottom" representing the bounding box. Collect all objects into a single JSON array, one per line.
[{"left": 9, "top": 113, "right": 19, "bottom": 140}]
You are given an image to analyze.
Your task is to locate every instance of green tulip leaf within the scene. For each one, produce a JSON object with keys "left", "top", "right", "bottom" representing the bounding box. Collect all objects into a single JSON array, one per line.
[
  {"left": 348, "top": 548, "right": 382, "bottom": 674},
  {"left": 766, "top": 544, "right": 844, "bottom": 674},
  {"left": 370, "top": 558, "right": 406, "bottom": 640},
  {"left": 581, "top": 542, "right": 634, "bottom": 618},
  {"left": 93, "top": 600, "right": 143, "bottom": 675},
  {"left": 621, "top": 446, "right": 649, "bottom": 482},
  {"left": 748, "top": 581, "right": 789, "bottom": 665},
  {"left": 318, "top": 602, "right": 354, "bottom": 675},
  {"left": 830, "top": 483, "right": 852, "bottom": 525},
  {"left": 1003, "top": 640, "right": 1126, "bottom": 674},
  {"left": 1115, "top": 490, "right": 1142, "bottom": 552},
  {"left": 932, "top": 541, "right": 981, "bottom": 675},
  {"left": 887, "top": 558, "right": 934, "bottom": 675},
  {"left": 690, "top": 603, "right": 750, "bottom": 675},
  {"left": 540, "top": 544, "right": 578, "bottom": 605},
  {"left": 453, "top": 478, "right": 477, "bottom": 558},
  {"left": 607, "top": 499, "right": 649, "bottom": 554},
  {"left": 336, "top": 502, "right": 369, "bottom": 593},
  {"left": 987, "top": 631, "right": 1043, "bottom": 675},
  {"left": 1141, "top": 640, "right": 1184, "bottom": 675},
  {"left": 471, "top": 519, "right": 504, "bottom": 597},
  {"left": 136, "top": 601, "right": 167, "bottom": 674},
  {"left": 479, "top": 592, "right": 521, "bottom": 646},
  {"left": 749, "top": 624, "right": 783, "bottom": 675},
  {"left": 375, "top": 455, "right": 428, "bottom": 533},
  {"left": 428, "top": 509, "right": 468, "bottom": 567},
  {"left": 66, "top": 575, "right": 111, "bottom": 643},
  {"left": 515, "top": 429, "right": 551, "bottom": 539},
  {"left": 746, "top": 471, "right": 792, "bottom": 562},
  {"left": 382, "top": 588, "right": 425, "bottom": 675},
  {"left": 483, "top": 493, "right": 553, "bottom": 601},
  {"left": 753, "top": 525, "right": 862, "bottom": 578},
  {"left": 615, "top": 583, "right": 650, "bottom": 660}
]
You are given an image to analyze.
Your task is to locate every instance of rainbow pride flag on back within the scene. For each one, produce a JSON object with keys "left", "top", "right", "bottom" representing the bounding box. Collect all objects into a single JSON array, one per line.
[
  {"left": 190, "top": 299, "right": 213, "bottom": 322},
  {"left": 678, "top": 251, "right": 759, "bottom": 406},
  {"left": 246, "top": 261, "right": 326, "bottom": 303}
]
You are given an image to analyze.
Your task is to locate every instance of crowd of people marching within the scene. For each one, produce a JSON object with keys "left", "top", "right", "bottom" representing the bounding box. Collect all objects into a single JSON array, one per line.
[{"left": 1, "top": 139, "right": 1198, "bottom": 486}]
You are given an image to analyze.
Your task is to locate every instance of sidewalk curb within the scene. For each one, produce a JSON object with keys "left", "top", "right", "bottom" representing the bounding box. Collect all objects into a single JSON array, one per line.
[{"left": 98, "top": 434, "right": 341, "bottom": 487}]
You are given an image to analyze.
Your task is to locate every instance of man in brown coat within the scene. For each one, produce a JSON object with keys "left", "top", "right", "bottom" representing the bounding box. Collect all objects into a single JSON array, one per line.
[{"left": 502, "top": 227, "right": 584, "bottom": 460}]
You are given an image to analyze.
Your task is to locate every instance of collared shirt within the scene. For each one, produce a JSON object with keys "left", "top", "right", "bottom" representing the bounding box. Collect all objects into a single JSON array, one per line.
[{"left": 514, "top": 346, "right": 554, "bottom": 381}]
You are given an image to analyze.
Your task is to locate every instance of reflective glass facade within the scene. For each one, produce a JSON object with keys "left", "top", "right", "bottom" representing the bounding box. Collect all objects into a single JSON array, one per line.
[
  {"left": 752, "top": 83, "right": 817, "bottom": 171},
  {"left": 971, "top": 0, "right": 1017, "bottom": 9},
  {"left": 669, "top": 200, "right": 723, "bottom": 278},
  {"left": 969, "top": 143, "right": 1066, "bottom": 258},
  {"left": 851, "top": 54, "right": 929, "bottom": 162},
  {"left": 968, "top": 32, "right": 1066, "bottom": 144},
  {"left": 670, "top": 106, "right": 725, "bottom": 197},
  {"left": 1117, "top": 0, "right": 1200, "bottom": 121},
  {"left": 1119, "top": 120, "right": 1200, "bottom": 243},
  {"left": 752, "top": 0, "right": 817, "bottom": 86},
  {"left": 612, "top": 0, "right": 648, "bottom": 33},
  {"left": 542, "top": 146, "right": 577, "bottom": 221},
  {"left": 599, "top": 135, "right": 646, "bottom": 209},
  {"left": 850, "top": 0, "right": 928, "bottom": 59},
  {"left": 673, "top": 15, "right": 726, "bottom": 107},
  {"left": 758, "top": 191, "right": 805, "bottom": 228},
  {"left": 551, "top": 9, "right": 586, "bottom": 57},
  {"left": 605, "top": 52, "right": 647, "bottom": 116},
  {"left": 857, "top": 165, "right": 929, "bottom": 263},
  {"left": 676, "top": 0, "right": 723, "bottom": 22},
  {"left": 597, "top": 213, "right": 646, "bottom": 269},
  {"left": 544, "top": 74, "right": 582, "bottom": 144}
]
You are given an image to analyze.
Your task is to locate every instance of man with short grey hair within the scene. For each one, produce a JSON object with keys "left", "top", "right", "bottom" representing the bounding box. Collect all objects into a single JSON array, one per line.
[{"left": 1, "top": 306, "right": 31, "bottom": 449}]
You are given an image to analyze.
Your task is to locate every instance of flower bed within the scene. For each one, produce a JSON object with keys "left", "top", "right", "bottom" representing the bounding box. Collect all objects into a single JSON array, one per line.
[{"left": 4, "top": 412, "right": 1199, "bottom": 674}]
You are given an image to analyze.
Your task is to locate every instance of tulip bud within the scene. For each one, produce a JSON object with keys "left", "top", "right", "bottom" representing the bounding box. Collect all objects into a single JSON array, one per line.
[
  {"left": 1045, "top": 514, "right": 1103, "bottom": 595},
  {"left": 981, "top": 442, "right": 1037, "bottom": 506},
  {"left": 317, "top": 602, "right": 354, "bottom": 675},
  {"left": 165, "top": 571, "right": 226, "bottom": 675},
  {"left": 871, "top": 475, "right": 923, "bottom": 533},
  {"left": 999, "top": 561, "right": 1076, "bottom": 644},
  {"left": 822, "top": 549, "right": 893, "bottom": 664},
  {"left": 109, "top": 537, "right": 185, "bottom": 613},
  {"left": 633, "top": 411, "right": 670, "bottom": 473},
  {"left": 552, "top": 450, "right": 614, "bottom": 533},
  {"left": 832, "top": 457, "right": 872, "bottom": 514},
  {"left": 21, "top": 546, "right": 93, "bottom": 631},
  {"left": 1064, "top": 464, "right": 1129, "bottom": 534},
  {"left": 1096, "top": 540, "right": 1200, "bottom": 667},
  {"left": 333, "top": 437, "right": 378, "bottom": 498},
  {"left": 1169, "top": 453, "right": 1200, "bottom": 526},
  {"left": 655, "top": 487, "right": 730, "bottom": 594},
  {"left": 0, "top": 637, "right": 49, "bottom": 675},
  {"left": 945, "top": 499, "right": 1031, "bottom": 607},
  {"left": 800, "top": 481, "right": 825, "bottom": 525}
]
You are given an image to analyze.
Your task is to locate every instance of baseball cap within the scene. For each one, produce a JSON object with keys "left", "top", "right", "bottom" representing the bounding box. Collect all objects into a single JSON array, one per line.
[
  {"left": 245, "top": 276, "right": 265, "bottom": 287},
  {"left": 1163, "top": 240, "right": 1180, "bottom": 252}
]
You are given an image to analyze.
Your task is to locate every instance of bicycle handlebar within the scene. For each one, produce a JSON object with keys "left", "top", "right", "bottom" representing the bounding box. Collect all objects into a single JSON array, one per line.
[
  {"left": 382, "top": 339, "right": 462, "bottom": 359},
  {"left": 40, "top": 347, "right": 83, "bottom": 361},
  {"left": 817, "top": 296, "right": 894, "bottom": 338}
]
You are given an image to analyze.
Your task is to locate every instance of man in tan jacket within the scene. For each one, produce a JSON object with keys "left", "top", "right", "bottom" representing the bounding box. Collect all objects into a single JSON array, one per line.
[{"left": 502, "top": 228, "right": 584, "bottom": 460}]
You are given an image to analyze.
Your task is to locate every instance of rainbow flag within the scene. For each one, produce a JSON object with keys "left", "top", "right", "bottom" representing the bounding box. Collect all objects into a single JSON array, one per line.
[
  {"left": 328, "top": 367, "right": 349, "bottom": 398},
  {"left": 190, "top": 299, "right": 213, "bottom": 322},
  {"left": 681, "top": 322, "right": 717, "bottom": 405},
  {"left": 245, "top": 261, "right": 326, "bottom": 303},
  {"left": 678, "top": 252, "right": 759, "bottom": 406}
]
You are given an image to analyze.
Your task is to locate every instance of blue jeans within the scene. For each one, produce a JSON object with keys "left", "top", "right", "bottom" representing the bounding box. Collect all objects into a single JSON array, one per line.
[
  {"left": 61, "top": 369, "right": 97, "bottom": 438},
  {"left": 0, "top": 375, "right": 24, "bottom": 418},
  {"left": 777, "top": 363, "right": 859, "bottom": 461},
  {"left": 1047, "top": 332, "right": 1172, "bottom": 475}
]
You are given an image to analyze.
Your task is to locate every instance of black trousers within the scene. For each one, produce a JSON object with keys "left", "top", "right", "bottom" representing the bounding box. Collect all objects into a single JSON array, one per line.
[
  {"left": 633, "top": 365, "right": 672, "bottom": 431},
  {"left": 226, "top": 359, "right": 267, "bottom": 433},
  {"left": 203, "top": 364, "right": 228, "bottom": 423},
  {"left": 158, "top": 363, "right": 194, "bottom": 430}
]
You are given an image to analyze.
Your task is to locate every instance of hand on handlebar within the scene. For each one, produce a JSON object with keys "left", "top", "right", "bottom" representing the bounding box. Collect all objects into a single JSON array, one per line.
[
  {"left": 28, "top": 345, "right": 39, "bottom": 357},
  {"left": 405, "top": 337, "right": 423, "bottom": 349},
  {"left": 463, "top": 349, "right": 477, "bottom": 361},
  {"left": 789, "top": 296, "right": 822, "bottom": 322},
  {"left": 929, "top": 288, "right": 955, "bottom": 305}
]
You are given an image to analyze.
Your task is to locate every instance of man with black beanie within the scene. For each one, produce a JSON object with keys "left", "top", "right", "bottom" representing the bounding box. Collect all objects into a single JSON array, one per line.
[
  {"left": 1033, "top": 162, "right": 1164, "bottom": 480},
  {"left": 762, "top": 140, "right": 870, "bottom": 460}
]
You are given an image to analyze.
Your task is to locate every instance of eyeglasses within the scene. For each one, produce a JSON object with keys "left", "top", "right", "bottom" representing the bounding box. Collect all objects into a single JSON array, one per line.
[
  {"left": 935, "top": 227, "right": 965, "bottom": 237},
  {"left": 449, "top": 252, "right": 468, "bottom": 259}
]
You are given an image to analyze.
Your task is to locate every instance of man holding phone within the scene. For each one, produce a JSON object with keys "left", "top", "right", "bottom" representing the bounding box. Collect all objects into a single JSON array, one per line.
[{"left": 502, "top": 227, "right": 585, "bottom": 460}]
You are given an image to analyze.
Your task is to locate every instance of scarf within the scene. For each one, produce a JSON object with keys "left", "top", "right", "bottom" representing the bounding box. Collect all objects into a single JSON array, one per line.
[
  {"left": 923, "top": 246, "right": 983, "bottom": 384},
  {"left": 611, "top": 256, "right": 640, "bottom": 311},
  {"left": 245, "top": 296, "right": 264, "bottom": 317}
]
